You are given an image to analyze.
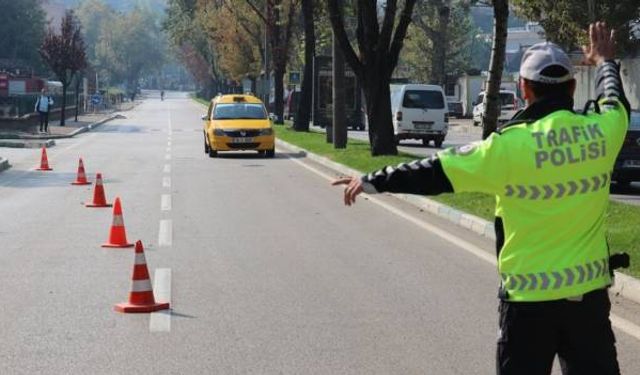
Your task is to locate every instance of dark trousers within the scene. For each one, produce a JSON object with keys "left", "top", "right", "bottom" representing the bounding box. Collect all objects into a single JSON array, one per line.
[
  {"left": 38, "top": 111, "right": 49, "bottom": 132},
  {"left": 497, "top": 289, "right": 620, "bottom": 375}
]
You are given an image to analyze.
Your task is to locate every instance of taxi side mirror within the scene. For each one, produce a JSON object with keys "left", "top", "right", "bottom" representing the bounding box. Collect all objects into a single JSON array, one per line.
[{"left": 201, "top": 114, "right": 208, "bottom": 121}]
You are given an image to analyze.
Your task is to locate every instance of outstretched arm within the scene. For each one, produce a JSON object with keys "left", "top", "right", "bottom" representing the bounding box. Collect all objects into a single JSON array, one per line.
[{"left": 332, "top": 156, "right": 453, "bottom": 206}]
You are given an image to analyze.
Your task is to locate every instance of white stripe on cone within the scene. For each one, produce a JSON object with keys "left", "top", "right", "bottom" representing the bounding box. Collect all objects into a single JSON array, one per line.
[
  {"left": 112, "top": 215, "right": 124, "bottom": 227},
  {"left": 131, "top": 279, "right": 153, "bottom": 292},
  {"left": 134, "top": 253, "right": 147, "bottom": 265}
]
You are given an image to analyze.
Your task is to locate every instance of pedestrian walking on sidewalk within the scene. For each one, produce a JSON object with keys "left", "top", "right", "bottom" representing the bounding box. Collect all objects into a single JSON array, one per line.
[
  {"left": 333, "top": 22, "right": 629, "bottom": 375},
  {"left": 34, "top": 88, "right": 54, "bottom": 133}
]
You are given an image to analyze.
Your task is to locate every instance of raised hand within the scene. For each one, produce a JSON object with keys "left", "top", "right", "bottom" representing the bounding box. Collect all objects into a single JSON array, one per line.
[{"left": 582, "top": 22, "right": 616, "bottom": 66}]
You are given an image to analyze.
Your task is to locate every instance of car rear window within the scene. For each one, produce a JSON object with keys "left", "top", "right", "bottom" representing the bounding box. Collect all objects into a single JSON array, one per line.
[
  {"left": 403, "top": 90, "right": 444, "bottom": 109},
  {"left": 213, "top": 103, "right": 267, "bottom": 119},
  {"left": 630, "top": 112, "right": 640, "bottom": 130},
  {"left": 476, "top": 93, "right": 517, "bottom": 106}
]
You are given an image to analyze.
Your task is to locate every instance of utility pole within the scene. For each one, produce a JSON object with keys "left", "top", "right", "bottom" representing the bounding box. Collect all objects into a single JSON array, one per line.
[{"left": 332, "top": 4, "right": 347, "bottom": 149}]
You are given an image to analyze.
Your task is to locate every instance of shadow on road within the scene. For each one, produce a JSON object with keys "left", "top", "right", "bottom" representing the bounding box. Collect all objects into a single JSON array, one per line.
[
  {"left": 210, "top": 151, "right": 306, "bottom": 160},
  {"left": 92, "top": 124, "right": 145, "bottom": 133}
]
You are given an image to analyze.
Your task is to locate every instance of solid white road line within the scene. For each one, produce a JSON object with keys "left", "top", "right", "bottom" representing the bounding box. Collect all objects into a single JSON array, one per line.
[
  {"left": 161, "top": 194, "right": 172, "bottom": 211},
  {"left": 284, "top": 151, "right": 640, "bottom": 342},
  {"left": 163, "top": 164, "right": 171, "bottom": 174},
  {"left": 158, "top": 219, "right": 172, "bottom": 247},
  {"left": 149, "top": 268, "right": 172, "bottom": 332},
  {"left": 162, "top": 176, "right": 171, "bottom": 188}
]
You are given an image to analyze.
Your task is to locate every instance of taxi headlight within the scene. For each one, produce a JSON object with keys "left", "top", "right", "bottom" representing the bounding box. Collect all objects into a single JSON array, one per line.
[
  {"left": 258, "top": 128, "right": 273, "bottom": 136},
  {"left": 213, "top": 128, "right": 225, "bottom": 136}
]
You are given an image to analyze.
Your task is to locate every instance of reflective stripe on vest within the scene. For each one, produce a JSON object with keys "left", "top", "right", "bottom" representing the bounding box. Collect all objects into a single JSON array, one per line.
[{"left": 500, "top": 257, "right": 609, "bottom": 292}]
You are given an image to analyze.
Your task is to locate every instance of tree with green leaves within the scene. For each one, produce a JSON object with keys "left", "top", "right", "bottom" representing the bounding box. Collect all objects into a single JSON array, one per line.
[
  {"left": 327, "top": 0, "right": 418, "bottom": 156},
  {"left": 95, "top": 7, "right": 165, "bottom": 96},
  {"left": 0, "top": 0, "right": 46, "bottom": 71},
  {"left": 39, "top": 10, "right": 87, "bottom": 126},
  {"left": 512, "top": 0, "right": 640, "bottom": 54},
  {"left": 243, "top": 0, "right": 301, "bottom": 124},
  {"left": 75, "top": 0, "right": 116, "bottom": 64},
  {"left": 404, "top": 0, "right": 477, "bottom": 84}
]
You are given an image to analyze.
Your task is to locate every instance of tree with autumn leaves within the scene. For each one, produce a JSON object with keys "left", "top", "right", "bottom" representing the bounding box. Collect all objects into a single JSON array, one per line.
[{"left": 39, "top": 10, "right": 87, "bottom": 126}]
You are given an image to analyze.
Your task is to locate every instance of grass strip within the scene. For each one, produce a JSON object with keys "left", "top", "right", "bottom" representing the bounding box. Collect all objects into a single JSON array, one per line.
[{"left": 273, "top": 122, "right": 640, "bottom": 278}]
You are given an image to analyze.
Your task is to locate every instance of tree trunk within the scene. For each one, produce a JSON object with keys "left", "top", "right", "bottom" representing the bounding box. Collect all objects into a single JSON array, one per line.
[
  {"left": 273, "top": 67, "right": 285, "bottom": 124},
  {"left": 293, "top": 0, "right": 315, "bottom": 132},
  {"left": 332, "top": 26, "right": 347, "bottom": 149},
  {"left": 60, "top": 84, "right": 67, "bottom": 126},
  {"left": 430, "top": 2, "right": 450, "bottom": 86},
  {"left": 482, "top": 0, "right": 509, "bottom": 139},
  {"left": 364, "top": 74, "right": 396, "bottom": 156}
]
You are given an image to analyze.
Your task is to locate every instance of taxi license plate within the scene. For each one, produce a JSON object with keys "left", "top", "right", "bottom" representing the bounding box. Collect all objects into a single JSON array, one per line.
[
  {"left": 623, "top": 160, "right": 640, "bottom": 168},
  {"left": 231, "top": 137, "right": 254, "bottom": 143}
]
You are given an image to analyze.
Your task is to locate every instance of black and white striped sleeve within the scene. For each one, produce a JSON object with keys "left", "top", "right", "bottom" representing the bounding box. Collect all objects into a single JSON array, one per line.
[
  {"left": 595, "top": 60, "right": 630, "bottom": 119},
  {"left": 360, "top": 156, "right": 454, "bottom": 195}
]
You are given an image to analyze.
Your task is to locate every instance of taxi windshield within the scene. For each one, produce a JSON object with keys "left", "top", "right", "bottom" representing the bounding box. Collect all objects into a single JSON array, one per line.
[{"left": 213, "top": 103, "right": 267, "bottom": 120}]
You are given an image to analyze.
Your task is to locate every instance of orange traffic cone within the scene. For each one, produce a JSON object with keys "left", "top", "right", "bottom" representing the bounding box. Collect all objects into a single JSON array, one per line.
[
  {"left": 71, "top": 157, "right": 91, "bottom": 185},
  {"left": 115, "top": 240, "right": 170, "bottom": 313},
  {"left": 36, "top": 147, "right": 52, "bottom": 171},
  {"left": 86, "top": 173, "right": 112, "bottom": 207},
  {"left": 102, "top": 197, "right": 133, "bottom": 248}
]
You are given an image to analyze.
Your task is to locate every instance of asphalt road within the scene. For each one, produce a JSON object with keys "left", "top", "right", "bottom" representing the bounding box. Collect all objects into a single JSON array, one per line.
[{"left": 1, "top": 92, "right": 640, "bottom": 374}]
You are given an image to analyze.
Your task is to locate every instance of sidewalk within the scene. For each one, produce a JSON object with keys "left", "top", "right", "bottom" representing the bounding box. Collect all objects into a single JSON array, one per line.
[{"left": 0, "top": 112, "right": 123, "bottom": 141}]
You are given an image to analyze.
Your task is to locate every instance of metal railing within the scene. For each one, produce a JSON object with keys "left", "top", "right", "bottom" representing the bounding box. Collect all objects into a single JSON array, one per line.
[{"left": 0, "top": 93, "right": 76, "bottom": 118}]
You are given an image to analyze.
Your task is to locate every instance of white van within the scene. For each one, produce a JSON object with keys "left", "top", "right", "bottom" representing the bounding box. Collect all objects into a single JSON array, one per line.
[
  {"left": 472, "top": 90, "right": 522, "bottom": 126},
  {"left": 390, "top": 84, "right": 449, "bottom": 147}
]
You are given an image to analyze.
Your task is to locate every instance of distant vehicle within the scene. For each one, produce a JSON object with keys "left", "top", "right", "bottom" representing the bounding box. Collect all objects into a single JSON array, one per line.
[
  {"left": 284, "top": 91, "right": 300, "bottom": 120},
  {"left": 390, "top": 83, "right": 449, "bottom": 147},
  {"left": 202, "top": 94, "right": 275, "bottom": 158},
  {"left": 312, "top": 56, "right": 365, "bottom": 131},
  {"left": 612, "top": 110, "right": 640, "bottom": 186},
  {"left": 472, "top": 90, "right": 521, "bottom": 126},
  {"left": 447, "top": 99, "right": 464, "bottom": 118}
]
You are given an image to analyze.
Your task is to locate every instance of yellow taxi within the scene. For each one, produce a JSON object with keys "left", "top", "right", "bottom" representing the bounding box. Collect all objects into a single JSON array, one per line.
[{"left": 202, "top": 94, "right": 275, "bottom": 158}]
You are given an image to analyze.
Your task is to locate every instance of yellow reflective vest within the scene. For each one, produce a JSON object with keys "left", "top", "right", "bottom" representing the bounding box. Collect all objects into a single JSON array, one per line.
[{"left": 438, "top": 99, "right": 629, "bottom": 301}]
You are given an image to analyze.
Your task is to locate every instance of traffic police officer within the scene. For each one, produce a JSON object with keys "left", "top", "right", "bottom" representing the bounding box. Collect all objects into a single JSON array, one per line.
[{"left": 333, "top": 23, "right": 630, "bottom": 374}]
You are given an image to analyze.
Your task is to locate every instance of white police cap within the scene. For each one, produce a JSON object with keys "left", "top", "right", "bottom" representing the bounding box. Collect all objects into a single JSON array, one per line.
[{"left": 519, "top": 42, "right": 574, "bottom": 84}]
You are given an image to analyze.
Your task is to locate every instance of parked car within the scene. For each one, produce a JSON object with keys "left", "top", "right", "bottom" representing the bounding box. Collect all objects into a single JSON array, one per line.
[
  {"left": 472, "top": 90, "right": 521, "bottom": 126},
  {"left": 447, "top": 99, "right": 464, "bottom": 118},
  {"left": 202, "top": 94, "right": 275, "bottom": 158},
  {"left": 613, "top": 110, "right": 640, "bottom": 186},
  {"left": 390, "top": 84, "right": 449, "bottom": 147}
]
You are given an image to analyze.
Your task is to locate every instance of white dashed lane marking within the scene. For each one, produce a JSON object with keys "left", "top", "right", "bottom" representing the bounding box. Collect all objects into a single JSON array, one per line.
[
  {"left": 163, "top": 164, "right": 171, "bottom": 173},
  {"left": 158, "top": 219, "right": 172, "bottom": 247},
  {"left": 161, "top": 194, "right": 172, "bottom": 211},
  {"left": 163, "top": 176, "right": 171, "bottom": 188}
]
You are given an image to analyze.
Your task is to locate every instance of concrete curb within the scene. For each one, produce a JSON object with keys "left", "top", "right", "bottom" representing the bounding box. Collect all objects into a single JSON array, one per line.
[
  {"left": 275, "top": 138, "right": 640, "bottom": 306},
  {"left": 0, "top": 139, "right": 56, "bottom": 149},
  {"left": 0, "top": 157, "right": 10, "bottom": 173},
  {"left": 0, "top": 113, "right": 121, "bottom": 140}
]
